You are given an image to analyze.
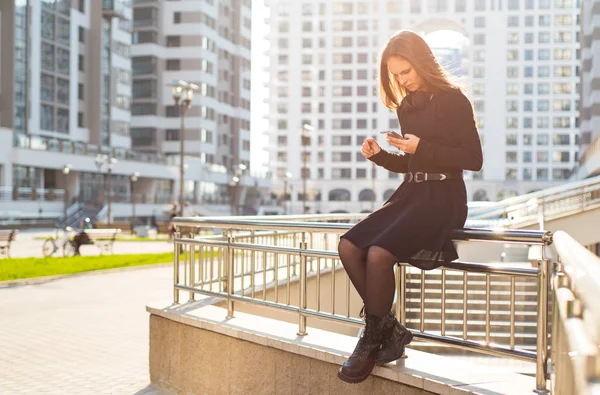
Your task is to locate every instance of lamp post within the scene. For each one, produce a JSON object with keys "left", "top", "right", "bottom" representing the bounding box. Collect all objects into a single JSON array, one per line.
[
  {"left": 130, "top": 172, "right": 140, "bottom": 235},
  {"left": 169, "top": 80, "right": 199, "bottom": 217},
  {"left": 301, "top": 124, "right": 313, "bottom": 214},
  {"left": 62, "top": 164, "right": 71, "bottom": 220},
  {"left": 283, "top": 171, "right": 292, "bottom": 214},
  {"left": 95, "top": 154, "right": 117, "bottom": 224}
]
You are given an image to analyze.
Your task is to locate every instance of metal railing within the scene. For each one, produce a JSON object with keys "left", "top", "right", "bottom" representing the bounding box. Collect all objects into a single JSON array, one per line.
[
  {"left": 468, "top": 175, "right": 600, "bottom": 229},
  {"left": 172, "top": 216, "right": 556, "bottom": 394},
  {"left": 0, "top": 186, "right": 66, "bottom": 202},
  {"left": 550, "top": 231, "right": 600, "bottom": 395}
]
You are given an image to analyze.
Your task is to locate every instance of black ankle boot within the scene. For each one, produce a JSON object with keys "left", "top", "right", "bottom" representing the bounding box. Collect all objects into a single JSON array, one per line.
[
  {"left": 338, "top": 313, "right": 387, "bottom": 384},
  {"left": 376, "top": 312, "right": 413, "bottom": 364}
]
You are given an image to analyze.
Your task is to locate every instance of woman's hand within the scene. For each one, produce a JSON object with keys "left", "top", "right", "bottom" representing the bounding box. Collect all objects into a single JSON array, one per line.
[
  {"left": 386, "top": 133, "right": 420, "bottom": 154},
  {"left": 361, "top": 138, "right": 381, "bottom": 159}
]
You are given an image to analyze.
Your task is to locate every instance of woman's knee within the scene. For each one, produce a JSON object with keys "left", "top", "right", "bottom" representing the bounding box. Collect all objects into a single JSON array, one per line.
[{"left": 366, "top": 245, "right": 397, "bottom": 267}]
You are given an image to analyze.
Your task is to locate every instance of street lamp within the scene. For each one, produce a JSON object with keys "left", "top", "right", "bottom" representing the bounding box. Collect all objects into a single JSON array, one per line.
[
  {"left": 62, "top": 164, "right": 71, "bottom": 220},
  {"left": 130, "top": 172, "right": 140, "bottom": 235},
  {"left": 95, "top": 154, "right": 117, "bottom": 224},
  {"left": 283, "top": 171, "right": 292, "bottom": 214},
  {"left": 301, "top": 124, "right": 313, "bottom": 214},
  {"left": 169, "top": 80, "right": 199, "bottom": 217}
]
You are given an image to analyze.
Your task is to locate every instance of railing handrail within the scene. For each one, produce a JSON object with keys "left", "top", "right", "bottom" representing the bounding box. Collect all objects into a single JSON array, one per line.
[
  {"left": 468, "top": 174, "right": 600, "bottom": 217},
  {"left": 173, "top": 216, "right": 553, "bottom": 245},
  {"left": 552, "top": 231, "right": 600, "bottom": 330}
]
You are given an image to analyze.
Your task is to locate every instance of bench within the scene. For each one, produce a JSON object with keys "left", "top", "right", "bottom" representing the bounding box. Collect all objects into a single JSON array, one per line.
[
  {"left": 0, "top": 229, "right": 16, "bottom": 258},
  {"left": 81, "top": 228, "right": 121, "bottom": 254}
]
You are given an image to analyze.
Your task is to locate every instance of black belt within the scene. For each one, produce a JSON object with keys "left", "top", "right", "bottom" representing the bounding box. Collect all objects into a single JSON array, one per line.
[{"left": 404, "top": 172, "right": 463, "bottom": 183}]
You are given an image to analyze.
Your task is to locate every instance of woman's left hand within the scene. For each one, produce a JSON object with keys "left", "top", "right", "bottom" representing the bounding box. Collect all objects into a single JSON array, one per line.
[{"left": 386, "top": 133, "right": 420, "bottom": 154}]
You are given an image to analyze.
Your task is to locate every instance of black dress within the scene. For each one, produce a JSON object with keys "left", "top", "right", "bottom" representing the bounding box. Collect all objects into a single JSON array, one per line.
[{"left": 341, "top": 88, "right": 483, "bottom": 270}]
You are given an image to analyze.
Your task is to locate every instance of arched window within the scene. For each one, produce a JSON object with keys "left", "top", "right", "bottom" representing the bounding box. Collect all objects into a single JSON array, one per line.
[
  {"left": 497, "top": 189, "right": 518, "bottom": 201},
  {"left": 328, "top": 189, "right": 351, "bottom": 201},
  {"left": 383, "top": 189, "right": 395, "bottom": 200},
  {"left": 472, "top": 189, "right": 489, "bottom": 201},
  {"left": 358, "top": 189, "right": 375, "bottom": 202}
]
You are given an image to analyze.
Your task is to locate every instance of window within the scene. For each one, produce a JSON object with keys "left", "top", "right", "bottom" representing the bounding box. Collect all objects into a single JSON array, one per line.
[
  {"left": 523, "top": 152, "right": 532, "bottom": 162},
  {"left": 474, "top": 16, "right": 486, "bottom": 27},
  {"left": 537, "top": 169, "right": 549, "bottom": 181},
  {"left": 78, "top": 83, "right": 84, "bottom": 100},
  {"left": 166, "top": 36, "right": 181, "bottom": 47},
  {"left": 523, "top": 134, "right": 532, "bottom": 145},
  {"left": 78, "top": 54, "right": 84, "bottom": 71},
  {"left": 79, "top": 26, "right": 85, "bottom": 43},
  {"left": 173, "top": 12, "right": 181, "bottom": 24},
  {"left": 553, "top": 152, "right": 570, "bottom": 163},
  {"left": 537, "top": 134, "right": 549, "bottom": 145},
  {"left": 553, "top": 134, "right": 570, "bottom": 145},
  {"left": 506, "top": 134, "right": 518, "bottom": 145},
  {"left": 523, "top": 168, "right": 533, "bottom": 180},
  {"left": 166, "top": 59, "right": 180, "bottom": 71},
  {"left": 538, "top": 49, "right": 550, "bottom": 61},
  {"left": 474, "top": 34, "right": 486, "bottom": 45},
  {"left": 506, "top": 168, "right": 518, "bottom": 180},
  {"left": 506, "top": 118, "right": 518, "bottom": 129},
  {"left": 537, "top": 151, "right": 549, "bottom": 162},
  {"left": 507, "top": 16, "right": 519, "bottom": 27},
  {"left": 78, "top": 112, "right": 84, "bottom": 128},
  {"left": 525, "top": 33, "right": 534, "bottom": 44},
  {"left": 506, "top": 151, "right": 518, "bottom": 163}
]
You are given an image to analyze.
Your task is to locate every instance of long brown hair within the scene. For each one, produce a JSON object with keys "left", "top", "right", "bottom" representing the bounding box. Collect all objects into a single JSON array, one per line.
[{"left": 379, "top": 30, "right": 460, "bottom": 110}]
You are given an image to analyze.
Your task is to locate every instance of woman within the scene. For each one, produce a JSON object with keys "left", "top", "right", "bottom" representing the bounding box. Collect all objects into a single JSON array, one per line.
[{"left": 337, "top": 30, "right": 483, "bottom": 384}]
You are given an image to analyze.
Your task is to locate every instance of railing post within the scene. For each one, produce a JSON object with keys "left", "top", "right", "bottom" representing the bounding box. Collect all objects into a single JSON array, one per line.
[
  {"left": 173, "top": 227, "right": 180, "bottom": 304},
  {"left": 297, "top": 232, "right": 308, "bottom": 336},
  {"left": 189, "top": 231, "right": 195, "bottom": 302},
  {"left": 226, "top": 230, "right": 235, "bottom": 318},
  {"left": 535, "top": 257, "right": 550, "bottom": 394}
]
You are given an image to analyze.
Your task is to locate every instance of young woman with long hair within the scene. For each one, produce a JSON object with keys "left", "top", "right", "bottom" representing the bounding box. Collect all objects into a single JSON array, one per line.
[{"left": 337, "top": 30, "right": 483, "bottom": 384}]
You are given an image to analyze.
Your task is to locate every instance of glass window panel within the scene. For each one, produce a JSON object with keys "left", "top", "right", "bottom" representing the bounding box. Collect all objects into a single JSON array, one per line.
[
  {"left": 41, "top": 74, "right": 54, "bottom": 102},
  {"left": 41, "top": 42, "right": 55, "bottom": 71}
]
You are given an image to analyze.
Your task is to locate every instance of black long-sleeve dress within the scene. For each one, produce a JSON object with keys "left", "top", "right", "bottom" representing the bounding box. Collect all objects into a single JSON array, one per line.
[{"left": 341, "top": 87, "right": 483, "bottom": 270}]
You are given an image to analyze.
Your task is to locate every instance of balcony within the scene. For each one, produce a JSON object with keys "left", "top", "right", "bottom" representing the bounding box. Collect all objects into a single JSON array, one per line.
[
  {"left": 102, "top": 0, "right": 128, "bottom": 19},
  {"left": 14, "top": 134, "right": 167, "bottom": 165}
]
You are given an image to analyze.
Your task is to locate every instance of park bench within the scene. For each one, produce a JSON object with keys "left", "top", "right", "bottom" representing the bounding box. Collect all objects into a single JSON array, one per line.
[
  {"left": 0, "top": 229, "right": 17, "bottom": 258},
  {"left": 81, "top": 228, "right": 121, "bottom": 254}
]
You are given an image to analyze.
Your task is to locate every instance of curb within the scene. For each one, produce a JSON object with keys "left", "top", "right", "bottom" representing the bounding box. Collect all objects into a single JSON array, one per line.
[{"left": 0, "top": 262, "right": 172, "bottom": 289}]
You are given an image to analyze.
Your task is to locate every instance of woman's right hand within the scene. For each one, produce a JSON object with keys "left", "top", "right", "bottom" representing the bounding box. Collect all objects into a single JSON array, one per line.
[{"left": 361, "top": 138, "right": 381, "bottom": 159}]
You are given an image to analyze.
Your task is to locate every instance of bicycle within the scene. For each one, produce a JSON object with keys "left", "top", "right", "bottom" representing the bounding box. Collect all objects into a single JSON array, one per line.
[{"left": 42, "top": 227, "right": 76, "bottom": 257}]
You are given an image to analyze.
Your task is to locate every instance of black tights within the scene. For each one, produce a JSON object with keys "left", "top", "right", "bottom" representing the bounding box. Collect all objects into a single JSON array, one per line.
[{"left": 338, "top": 238, "right": 397, "bottom": 316}]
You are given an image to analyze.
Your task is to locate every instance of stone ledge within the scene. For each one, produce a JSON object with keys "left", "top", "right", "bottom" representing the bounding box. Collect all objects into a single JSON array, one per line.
[{"left": 147, "top": 298, "right": 536, "bottom": 395}]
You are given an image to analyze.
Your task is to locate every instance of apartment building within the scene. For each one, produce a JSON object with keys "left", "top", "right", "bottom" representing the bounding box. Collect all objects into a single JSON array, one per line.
[
  {"left": 266, "top": 0, "right": 581, "bottom": 213},
  {"left": 579, "top": 0, "right": 600, "bottom": 178},
  {"left": 130, "top": 0, "right": 253, "bottom": 190},
  {"left": 0, "top": 0, "right": 266, "bottom": 223}
]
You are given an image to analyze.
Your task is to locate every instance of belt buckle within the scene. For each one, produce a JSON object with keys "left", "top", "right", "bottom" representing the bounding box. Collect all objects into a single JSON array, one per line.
[
  {"left": 414, "top": 172, "right": 426, "bottom": 183},
  {"left": 405, "top": 172, "right": 414, "bottom": 183}
]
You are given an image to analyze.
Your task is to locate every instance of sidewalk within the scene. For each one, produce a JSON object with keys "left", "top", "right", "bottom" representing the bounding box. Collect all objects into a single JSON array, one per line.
[{"left": 0, "top": 265, "right": 172, "bottom": 394}]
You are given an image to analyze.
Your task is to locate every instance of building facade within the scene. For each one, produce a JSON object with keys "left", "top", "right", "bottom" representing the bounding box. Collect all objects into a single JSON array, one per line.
[
  {"left": 0, "top": 0, "right": 267, "bottom": 223},
  {"left": 130, "top": 0, "right": 254, "bottom": 201},
  {"left": 579, "top": 0, "right": 600, "bottom": 178},
  {"left": 266, "top": 0, "right": 581, "bottom": 213}
]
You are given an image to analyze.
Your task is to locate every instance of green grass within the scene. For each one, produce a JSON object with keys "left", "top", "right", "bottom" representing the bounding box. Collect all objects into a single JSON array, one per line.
[
  {"left": 0, "top": 250, "right": 219, "bottom": 282},
  {"left": 34, "top": 236, "right": 170, "bottom": 242},
  {"left": 0, "top": 253, "right": 176, "bottom": 282}
]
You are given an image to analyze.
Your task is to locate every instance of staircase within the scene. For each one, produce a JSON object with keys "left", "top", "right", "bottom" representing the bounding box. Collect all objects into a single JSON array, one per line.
[{"left": 56, "top": 203, "right": 103, "bottom": 228}]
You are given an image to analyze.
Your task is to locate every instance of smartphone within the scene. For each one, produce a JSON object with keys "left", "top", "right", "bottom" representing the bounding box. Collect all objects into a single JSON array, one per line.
[{"left": 380, "top": 130, "right": 404, "bottom": 139}]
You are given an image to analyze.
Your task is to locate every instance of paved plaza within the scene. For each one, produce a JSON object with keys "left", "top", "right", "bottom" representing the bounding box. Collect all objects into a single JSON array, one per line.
[{"left": 0, "top": 265, "right": 173, "bottom": 394}]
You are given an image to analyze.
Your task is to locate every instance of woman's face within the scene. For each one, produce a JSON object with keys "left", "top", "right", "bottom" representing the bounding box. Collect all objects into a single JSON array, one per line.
[{"left": 387, "top": 56, "right": 423, "bottom": 92}]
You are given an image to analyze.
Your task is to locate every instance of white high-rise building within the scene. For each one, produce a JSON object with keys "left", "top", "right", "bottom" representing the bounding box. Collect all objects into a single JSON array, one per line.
[
  {"left": 579, "top": 0, "right": 600, "bottom": 178},
  {"left": 266, "top": 0, "right": 581, "bottom": 214}
]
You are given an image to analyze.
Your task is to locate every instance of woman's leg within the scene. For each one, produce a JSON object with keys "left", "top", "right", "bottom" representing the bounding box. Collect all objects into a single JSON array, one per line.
[
  {"left": 365, "top": 246, "right": 397, "bottom": 316},
  {"left": 337, "top": 238, "right": 368, "bottom": 301}
]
